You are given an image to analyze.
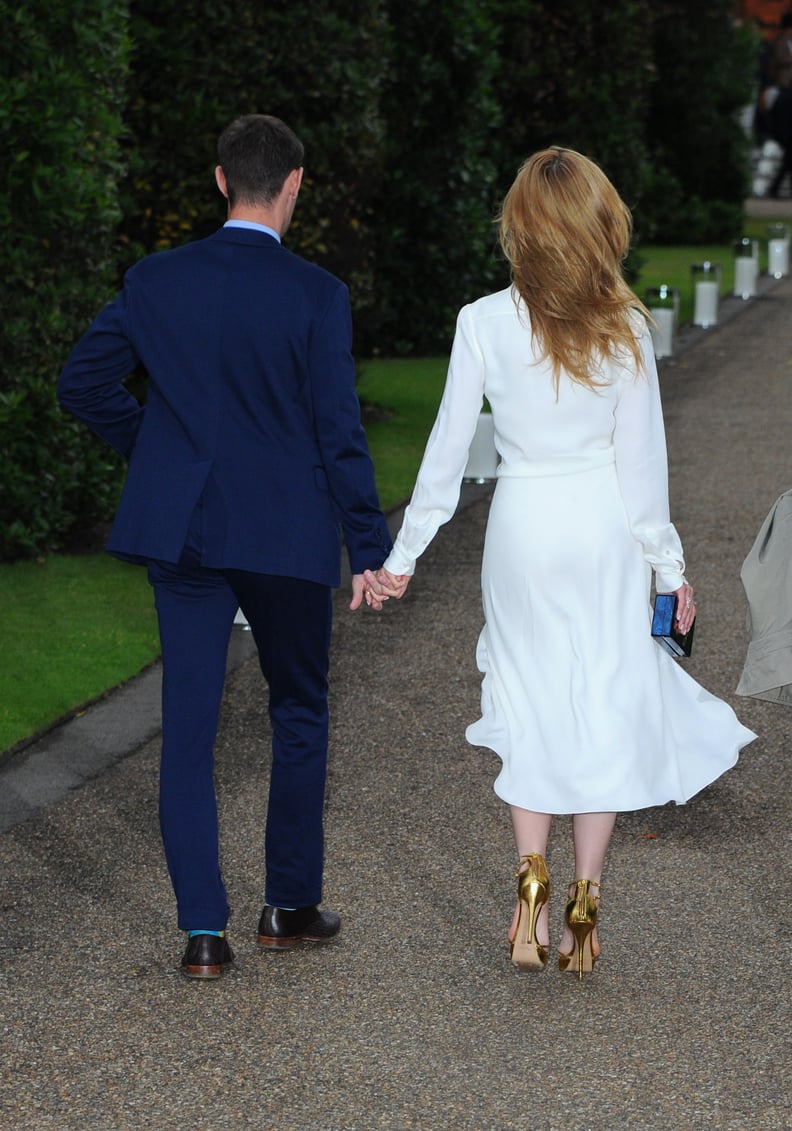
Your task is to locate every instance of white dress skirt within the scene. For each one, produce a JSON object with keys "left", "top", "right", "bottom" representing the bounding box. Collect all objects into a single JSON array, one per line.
[{"left": 384, "top": 288, "right": 756, "bottom": 814}]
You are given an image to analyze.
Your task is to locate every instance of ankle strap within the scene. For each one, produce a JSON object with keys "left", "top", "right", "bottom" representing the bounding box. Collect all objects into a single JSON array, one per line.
[
  {"left": 515, "top": 852, "right": 548, "bottom": 877},
  {"left": 516, "top": 852, "right": 545, "bottom": 867},
  {"left": 570, "top": 878, "right": 601, "bottom": 897}
]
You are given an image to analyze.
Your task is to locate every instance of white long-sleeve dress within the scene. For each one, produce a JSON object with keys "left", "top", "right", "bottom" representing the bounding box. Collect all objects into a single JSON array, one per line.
[{"left": 383, "top": 288, "right": 755, "bottom": 813}]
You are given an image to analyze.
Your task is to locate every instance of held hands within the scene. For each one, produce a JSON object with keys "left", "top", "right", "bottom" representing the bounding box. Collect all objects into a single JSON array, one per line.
[
  {"left": 673, "top": 582, "right": 696, "bottom": 635},
  {"left": 363, "top": 567, "right": 411, "bottom": 610},
  {"left": 349, "top": 568, "right": 411, "bottom": 611}
]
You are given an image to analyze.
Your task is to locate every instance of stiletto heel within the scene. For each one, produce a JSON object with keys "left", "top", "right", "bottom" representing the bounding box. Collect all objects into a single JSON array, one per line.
[
  {"left": 558, "top": 879, "right": 601, "bottom": 979},
  {"left": 510, "top": 853, "right": 550, "bottom": 971}
]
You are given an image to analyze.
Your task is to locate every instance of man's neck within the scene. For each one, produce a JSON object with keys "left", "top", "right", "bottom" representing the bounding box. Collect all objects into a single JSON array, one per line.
[{"left": 227, "top": 206, "right": 283, "bottom": 237}]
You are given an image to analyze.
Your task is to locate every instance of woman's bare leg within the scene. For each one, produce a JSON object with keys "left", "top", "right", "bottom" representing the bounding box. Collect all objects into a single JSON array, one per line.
[
  {"left": 559, "top": 811, "right": 617, "bottom": 955},
  {"left": 508, "top": 806, "right": 553, "bottom": 946}
]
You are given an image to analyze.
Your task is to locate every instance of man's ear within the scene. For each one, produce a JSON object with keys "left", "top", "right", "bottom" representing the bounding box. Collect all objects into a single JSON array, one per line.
[
  {"left": 215, "top": 165, "right": 228, "bottom": 198},
  {"left": 289, "top": 167, "right": 304, "bottom": 197}
]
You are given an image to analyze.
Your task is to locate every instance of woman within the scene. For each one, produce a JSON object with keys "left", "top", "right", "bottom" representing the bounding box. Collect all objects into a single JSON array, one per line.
[{"left": 365, "top": 149, "right": 756, "bottom": 978}]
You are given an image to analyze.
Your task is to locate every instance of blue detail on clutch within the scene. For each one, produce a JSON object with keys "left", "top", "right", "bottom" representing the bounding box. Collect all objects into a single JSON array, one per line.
[{"left": 652, "top": 593, "right": 695, "bottom": 658}]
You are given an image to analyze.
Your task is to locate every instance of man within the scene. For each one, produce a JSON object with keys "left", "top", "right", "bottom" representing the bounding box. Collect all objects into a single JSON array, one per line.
[{"left": 58, "top": 114, "right": 392, "bottom": 979}]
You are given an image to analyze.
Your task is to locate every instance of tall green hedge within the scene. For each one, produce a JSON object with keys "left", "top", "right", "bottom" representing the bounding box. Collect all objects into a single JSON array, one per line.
[
  {"left": 642, "top": 0, "right": 755, "bottom": 242},
  {"left": 0, "top": 1, "right": 129, "bottom": 561},
  {"left": 120, "top": 0, "right": 506, "bottom": 356},
  {"left": 120, "top": 0, "right": 387, "bottom": 352},
  {"left": 0, "top": 0, "right": 759, "bottom": 563},
  {"left": 374, "top": 0, "right": 505, "bottom": 356},
  {"left": 85, "top": 0, "right": 759, "bottom": 356},
  {"left": 492, "top": 0, "right": 654, "bottom": 229}
]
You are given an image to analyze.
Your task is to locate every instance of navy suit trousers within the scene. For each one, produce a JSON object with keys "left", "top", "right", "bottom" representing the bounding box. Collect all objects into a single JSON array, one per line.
[{"left": 147, "top": 557, "right": 333, "bottom": 931}]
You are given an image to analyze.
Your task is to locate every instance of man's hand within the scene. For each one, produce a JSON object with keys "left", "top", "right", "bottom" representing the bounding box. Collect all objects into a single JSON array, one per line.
[
  {"left": 350, "top": 567, "right": 411, "bottom": 611},
  {"left": 363, "top": 567, "right": 411, "bottom": 610},
  {"left": 350, "top": 574, "right": 367, "bottom": 610}
]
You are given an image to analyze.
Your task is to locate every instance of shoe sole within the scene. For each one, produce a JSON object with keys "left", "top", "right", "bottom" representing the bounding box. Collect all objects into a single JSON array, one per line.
[
  {"left": 511, "top": 949, "right": 548, "bottom": 972},
  {"left": 180, "top": 962, "right": 233, "bottom": 979},
  {"left": 257, "top": 933, "right": 337, "bottom": 950}
]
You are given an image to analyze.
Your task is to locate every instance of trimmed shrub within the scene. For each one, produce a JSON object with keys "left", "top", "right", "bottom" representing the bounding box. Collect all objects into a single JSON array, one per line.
[
  {"left": 642, "top": 0, "right": 755, "bottom": 243},
  {"left": 120, "top": 0, "right": 387, "bottom": 352},
  {"left": 490, "top": 0, "right": 654, "bottom": 237},
  {"left": 0, "top": 1, "right": 129, "bottom": 561},
  {"left": 373, "top": 1, "right": 506, "bottom": 356}
]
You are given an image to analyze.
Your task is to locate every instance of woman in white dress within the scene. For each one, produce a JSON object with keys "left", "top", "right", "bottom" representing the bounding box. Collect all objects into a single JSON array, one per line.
[{"left": 364, "top": 149, "right": 755, "bottom": 978}]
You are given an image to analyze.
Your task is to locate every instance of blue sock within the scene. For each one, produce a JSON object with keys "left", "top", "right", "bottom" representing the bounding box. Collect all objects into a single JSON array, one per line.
[{"left": 188, "top": 929, "right": 225, "bottom": 938}]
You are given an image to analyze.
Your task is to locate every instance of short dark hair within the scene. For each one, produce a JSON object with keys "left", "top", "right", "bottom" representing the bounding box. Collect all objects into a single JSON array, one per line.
[{"left": 217, "top": 115, "right": 304, "bottom": 207}]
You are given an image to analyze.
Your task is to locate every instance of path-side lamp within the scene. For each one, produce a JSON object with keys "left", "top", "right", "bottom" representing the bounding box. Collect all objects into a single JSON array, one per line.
[
  {"left": 733, "top": 237, "right": 758, "bottom": 299},
  {"left": 646, "top": 285, "right": 679, "bottom": 359},
  {"left": 692, "top": 262, "right": 721, "bottom": 328},
  {"left": 767, "top": 223, "right": 790, "bottom": 278},
  {"left": 463, "top": 411, "right": 499, "bottom": 483}
]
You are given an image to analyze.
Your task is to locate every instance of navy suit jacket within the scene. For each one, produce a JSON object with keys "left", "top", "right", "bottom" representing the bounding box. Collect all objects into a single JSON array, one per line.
[{"left": 58, "top": 227, "right": 392, "bottom": 586}]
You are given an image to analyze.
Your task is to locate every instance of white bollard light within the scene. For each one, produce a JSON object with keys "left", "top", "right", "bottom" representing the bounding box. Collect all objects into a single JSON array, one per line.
[
  {"left": 767, "top": 222, "right": 790, "bottom": 278},
  {"left": 691, "top": 262, "right": 721, "bottom": 328},
  {"left": 463, "top": 412, "right": 498, "bottom": 482},
  {"left": 733, "top": 237, "right": 758, "bottom": 299},
  {"left": 646, "top": 285, "right": 679, "bottom": 359}
]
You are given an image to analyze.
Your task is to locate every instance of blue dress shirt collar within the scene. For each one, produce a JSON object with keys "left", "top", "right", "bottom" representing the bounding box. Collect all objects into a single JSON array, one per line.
[{"left": 224, "top": 219, "right": 281, "bottom": 243}]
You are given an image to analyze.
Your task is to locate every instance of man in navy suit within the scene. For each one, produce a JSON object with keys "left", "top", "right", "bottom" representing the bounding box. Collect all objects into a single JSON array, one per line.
[{"left": 58, "top": 114, "right": 392, "bottom": 979}]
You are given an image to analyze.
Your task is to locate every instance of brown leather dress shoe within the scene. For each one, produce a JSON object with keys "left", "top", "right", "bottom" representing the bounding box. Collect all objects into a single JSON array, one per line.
[
  {"left": 180, "top": 933, "right": 235, "bottom": 979},
  {"left": 257, "top": 905, "right": 341, "bottom": 949}
]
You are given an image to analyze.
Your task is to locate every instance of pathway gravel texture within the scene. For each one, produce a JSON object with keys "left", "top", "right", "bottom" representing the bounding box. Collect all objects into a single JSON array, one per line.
[{"left": 1, "top": 275, "right": 791, "bottom": 1130}]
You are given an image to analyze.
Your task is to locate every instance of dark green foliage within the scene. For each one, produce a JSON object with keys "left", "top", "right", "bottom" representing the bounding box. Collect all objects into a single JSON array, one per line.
[
  {"left": 120, "top": 0, "right": 387, "bottom": 349},
  {"left": 0, "top": 0, "right": 762, "bottom": 565},
  {"left": 121, "top": 0, "right": 504, "bottom": 355},
  {"left": 0, "top": 1, "right": 129, "bottom": 561},
  {"left": 374, "top": 1, "right": 506, "bottom": 355},
  {"left": 486, "top": 0, "right": 753, "bottom": 255},
  {"left": 642, "top": 0, "right": 755, "bottom": 243},
  {"left": 492, "top": 0, "right": 654, "bottom": 217},
  {"left": 489, "top": 0, "right": 652, "bottom": 284}
]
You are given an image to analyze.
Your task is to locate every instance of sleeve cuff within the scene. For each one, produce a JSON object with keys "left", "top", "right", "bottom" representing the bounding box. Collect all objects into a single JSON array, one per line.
[
  {"left": 382, "top": 549, "right": 415, "bottom": 576},
  {"left": 655, "top": 568, "right": 686, "bottom": 593}
]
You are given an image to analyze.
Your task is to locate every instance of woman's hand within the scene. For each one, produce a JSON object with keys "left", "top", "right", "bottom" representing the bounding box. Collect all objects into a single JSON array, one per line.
[
  {"left": 673, "top": 582, "right": 696, "bottom": 635},
  {"left": 363, "top": 567, "right": 411, "bottom": 610}
]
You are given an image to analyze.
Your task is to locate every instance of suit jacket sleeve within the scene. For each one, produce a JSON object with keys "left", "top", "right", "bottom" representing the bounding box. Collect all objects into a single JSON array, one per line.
[
  {"left": 57, "top": 287, "right": 145, "bottom": 459},
  {"left": 308, "top": 285, "right": 392, "bottom": 573}
]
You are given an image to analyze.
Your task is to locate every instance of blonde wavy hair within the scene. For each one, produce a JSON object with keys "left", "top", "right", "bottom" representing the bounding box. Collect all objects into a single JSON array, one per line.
[{"left": 498, "top": 147, "right": 649, "bottom": 390}]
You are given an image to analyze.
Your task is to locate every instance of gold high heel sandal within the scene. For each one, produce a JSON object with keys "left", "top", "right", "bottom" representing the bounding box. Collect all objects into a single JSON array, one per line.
[
  {"left": 558, "top": 879, "right": 601, "bottom": 979},
  {"left": 509, "top": 853, "right": 550, "bottom": 971}
]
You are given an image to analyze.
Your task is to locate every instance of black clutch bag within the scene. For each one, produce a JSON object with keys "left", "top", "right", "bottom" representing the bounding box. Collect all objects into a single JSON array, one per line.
[{"left": 651, "top": 593, "right": 695, "bottom": 658}]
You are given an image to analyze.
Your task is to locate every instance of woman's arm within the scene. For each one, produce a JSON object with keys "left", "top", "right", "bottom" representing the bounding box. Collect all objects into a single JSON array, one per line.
[
  {"left": 612, "top": 319, "right": 686, "bottom": 594},
  {"left": 381, "top": 304, "right": 487, "bottom": 578}
]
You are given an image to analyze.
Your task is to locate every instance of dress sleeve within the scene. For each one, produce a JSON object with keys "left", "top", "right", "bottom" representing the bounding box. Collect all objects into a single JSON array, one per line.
[
  {"left": 612, "top": 318, "right": 686, "bottom": 593},
  {"left": 383, "top": 305, "right": 486, "bottom": 575}
]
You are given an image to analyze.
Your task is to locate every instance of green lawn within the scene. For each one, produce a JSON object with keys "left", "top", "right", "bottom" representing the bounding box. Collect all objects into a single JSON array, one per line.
[
  {"left": 640, "top": 216, "right": 792, "bottom": 323},
  {"left": 356, "top": 357, "right": 448, "bottom": 510},
  {"left": 5, "top": 217, "right": 792, "bottom": 753},
  {"left": 639, "top": 243, "right": 739, "bottom": 324},
  {"left": 0, "top": 361, "right": 447, "bottom": 754},
  {"left": 0, "top": 554, "right": 159, "bottom": 752}
]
